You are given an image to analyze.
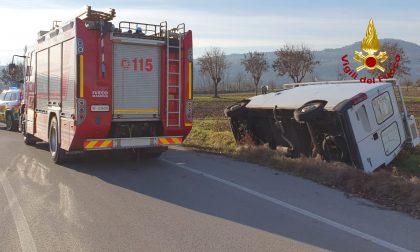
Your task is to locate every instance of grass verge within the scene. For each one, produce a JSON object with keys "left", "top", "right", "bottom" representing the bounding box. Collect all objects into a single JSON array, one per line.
[
  {"left": 183, "top": 119, "right": 237, "bottom": 153},
  {"left": 193, "top": 94, "right": 251, "bottom": 102},
  {"left": 184, "top": 118, "right": 420, "bottom": 218},
  {"left": 403, "top": 96, "right": 420, "bottom": 103}
]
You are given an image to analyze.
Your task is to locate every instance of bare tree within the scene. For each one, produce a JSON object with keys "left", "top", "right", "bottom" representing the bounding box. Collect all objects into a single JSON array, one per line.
[
  {"left": 401, "top": 79, "right": 413, "bottom": 92},
  {"left": 368, "top": 41, "right": 410, "bottom": 78},
  {"left": 197, "top": 71, "right": 212, "bottom": 92},
  {"left": 222, "top": 69, "right": 231, "bottom": 92},
  {"left": 234, "top": 71, "right": 246, "bottom": 92},
  {"left": 197, "top": 48, "right": 229, "bottom": 98},
  {"left": 310, "top": 73, "right": 321, "bottom": 82},
  {"left": 416, "top": 78, "right": 420, "bottom": 90},
  {"left": 267, "top": 80, "right": 276, "bottom": 92},
  {"left": 241, "top": 52, "right": 268, "bottom": 95},
  {"left": 272, "top": 44, "right": 319, "bottom": 83}
]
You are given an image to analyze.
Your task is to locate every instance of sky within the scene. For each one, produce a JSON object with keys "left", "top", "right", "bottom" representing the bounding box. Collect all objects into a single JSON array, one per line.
[{"left": 0, "top": 0, "right": 420, "bottom": 64}]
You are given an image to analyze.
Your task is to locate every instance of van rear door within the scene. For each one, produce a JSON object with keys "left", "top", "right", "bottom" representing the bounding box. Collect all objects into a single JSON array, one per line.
[{"left": 348, "top": 85, "right": 405, "bottom": 172}]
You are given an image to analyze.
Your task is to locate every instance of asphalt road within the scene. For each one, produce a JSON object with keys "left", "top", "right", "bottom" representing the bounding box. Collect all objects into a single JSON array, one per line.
[{"left": 0, "top": 129, "right": 420, "bottom": 252}]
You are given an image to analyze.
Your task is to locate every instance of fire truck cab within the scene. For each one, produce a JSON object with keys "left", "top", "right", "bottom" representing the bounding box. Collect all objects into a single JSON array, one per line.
[{"left": 21, "top": 6, "right": 193, "bottom": 163}]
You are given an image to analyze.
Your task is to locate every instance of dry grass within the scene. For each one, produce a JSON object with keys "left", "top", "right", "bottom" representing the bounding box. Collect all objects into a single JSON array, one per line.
[
  {"left": 234, "top": 145, "right": 420, "bottom": 217},
  {"left": 183, "top": 119, "right": 236, "bottom": 153}
]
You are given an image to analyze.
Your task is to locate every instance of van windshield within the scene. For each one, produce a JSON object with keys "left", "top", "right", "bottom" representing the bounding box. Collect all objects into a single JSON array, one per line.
[{"left": 0, "top": 92, "right": 5, "bottom": 101}]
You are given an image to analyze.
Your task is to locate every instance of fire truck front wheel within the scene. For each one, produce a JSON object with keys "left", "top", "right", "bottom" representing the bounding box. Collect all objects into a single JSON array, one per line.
[
  {"left": 49, "top": 116, "right": 65, "bottom": 164},
  {"left": 22, "top": 114, "right": 36, "bottom": 145}
]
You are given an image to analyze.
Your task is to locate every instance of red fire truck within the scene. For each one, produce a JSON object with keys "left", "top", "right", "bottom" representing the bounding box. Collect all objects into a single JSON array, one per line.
[{"left": 20, "top": 6, "right": 193, "bottom": 163}]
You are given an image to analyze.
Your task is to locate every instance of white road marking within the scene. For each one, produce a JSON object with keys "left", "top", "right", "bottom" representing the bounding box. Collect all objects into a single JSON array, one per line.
[
  {"left": 0, "top": 170, "right": 37, "bottom": 252},
  {"left": 162, "top": 159, "right": 411, "bottom": 252}
]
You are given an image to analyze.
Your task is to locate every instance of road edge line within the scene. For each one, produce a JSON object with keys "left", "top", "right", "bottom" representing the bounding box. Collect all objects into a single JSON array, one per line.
[
  {"left": 0, "top": 170, "right": 37, "bottom": 252},
  {"left": 161, "top": 158, "right": 410, "bottom": 252}
]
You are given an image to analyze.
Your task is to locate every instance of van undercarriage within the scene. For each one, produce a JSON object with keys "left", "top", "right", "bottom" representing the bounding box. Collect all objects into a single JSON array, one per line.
[{"left": 227, "top": 105, "right": 354, "bottom": 165}]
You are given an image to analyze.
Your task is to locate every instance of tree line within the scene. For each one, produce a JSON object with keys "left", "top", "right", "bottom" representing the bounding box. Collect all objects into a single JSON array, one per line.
[
  {"left": 198, "top": 42, "right": 414, "bottom": 97},
  {"left": 198, "top": 44, "right": 319, "bottom": 97}
]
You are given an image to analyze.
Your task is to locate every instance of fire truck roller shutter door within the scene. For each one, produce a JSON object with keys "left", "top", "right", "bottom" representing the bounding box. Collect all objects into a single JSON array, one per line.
[
  {"left": 36, "top": 49, "right": 49, "bottom": 111},
  {"left": 62, "top": 38, "right": 76, "bottom": 117},
  {"left": 113, "top": 43, "right": 161, "bottom": 120}
]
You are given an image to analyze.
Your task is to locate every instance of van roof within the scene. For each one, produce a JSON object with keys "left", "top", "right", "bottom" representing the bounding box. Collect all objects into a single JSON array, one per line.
[{"left": 246, "top": 82, "right": 390, "bottom": 111}]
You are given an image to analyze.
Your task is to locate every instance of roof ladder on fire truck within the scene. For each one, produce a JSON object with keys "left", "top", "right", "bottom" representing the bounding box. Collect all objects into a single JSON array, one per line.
[
  {"left": 166, "top": 24, "right": 185, "bottom": 127},
  {"left": 76, "top": 5, "right": 116, "bottom": 21}
]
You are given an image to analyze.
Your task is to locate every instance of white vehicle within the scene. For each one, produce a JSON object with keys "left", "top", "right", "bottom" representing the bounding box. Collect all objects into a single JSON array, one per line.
[{"left": 225, "top": 79, "right": 419, "bottom": 172}]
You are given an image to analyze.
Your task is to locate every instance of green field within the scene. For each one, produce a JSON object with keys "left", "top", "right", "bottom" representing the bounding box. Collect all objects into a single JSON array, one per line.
[
  {"left": 193, "top": 95, "right": 251, "bottom": 102},
  {"left": 403, "top": 96, "right": 420, "bottom": 103}
]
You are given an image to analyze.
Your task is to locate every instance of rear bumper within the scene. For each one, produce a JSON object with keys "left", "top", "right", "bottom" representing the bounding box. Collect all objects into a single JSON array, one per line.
[{"left": 83, "top": 136, "right": 183, "bottom": 151}]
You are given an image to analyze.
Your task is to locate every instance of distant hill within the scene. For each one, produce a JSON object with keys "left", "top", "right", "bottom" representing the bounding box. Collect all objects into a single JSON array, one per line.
[
  {"left": 194, "top": 39, "right": 420, "bottom": 89},
  {"left": 313, "top": 39, "right": 420, "bottom": 82},
  {"left": 1, "top": 39, "right": 418, "bottom": 91}
]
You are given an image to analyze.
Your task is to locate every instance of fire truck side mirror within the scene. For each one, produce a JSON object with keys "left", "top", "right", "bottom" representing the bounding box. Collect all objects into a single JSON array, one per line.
[{"left": 8, "top": 63, "right": 16, "bottom": 76}]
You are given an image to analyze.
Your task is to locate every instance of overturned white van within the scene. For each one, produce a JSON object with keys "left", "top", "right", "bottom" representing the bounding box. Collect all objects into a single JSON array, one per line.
[{"left": 225, "top": 79, "right": 420, "bottom": 172}]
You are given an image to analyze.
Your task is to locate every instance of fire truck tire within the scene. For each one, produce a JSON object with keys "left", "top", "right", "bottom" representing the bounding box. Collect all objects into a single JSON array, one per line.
[
  {"left": 22, "top": 114, "right": 36, "bottom": 145},
  {"left": 24, "top": 134, "right": 36, "bottom": 145},
  {"left": 49, "top": 116, "right": 65, "bottom": 164},
  {"left": 5, "top": 113, "right": 16, "bottom": 131}
]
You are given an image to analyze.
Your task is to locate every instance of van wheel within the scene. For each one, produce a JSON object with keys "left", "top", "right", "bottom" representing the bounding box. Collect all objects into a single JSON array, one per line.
[
  {"left": 6, "top": 113, "right": 15, "bottom": 131},
  {"left": 294, "top": 101, "right": 327, "bottom": 122},
  {"left": 224, "top": 101, "right": 248, "bottom": 118},
  {"left": 49, "top": 116, "right": 65, "bottom": 164},
  {"left": 322, "top": 135, "right": 349, "bottom": 162}
]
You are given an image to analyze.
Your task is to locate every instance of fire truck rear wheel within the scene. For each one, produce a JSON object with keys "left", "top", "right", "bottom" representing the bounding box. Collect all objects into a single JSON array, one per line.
[{"left": 49, "top": 116, "right": 65, "bottom": 164}]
